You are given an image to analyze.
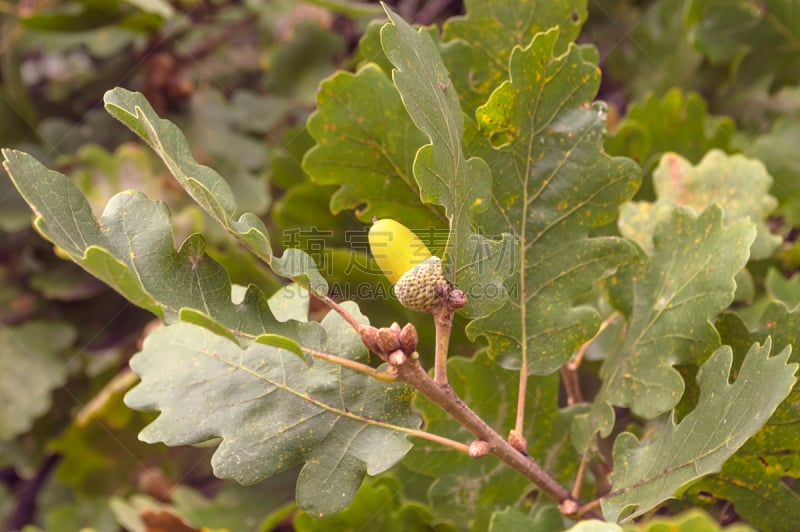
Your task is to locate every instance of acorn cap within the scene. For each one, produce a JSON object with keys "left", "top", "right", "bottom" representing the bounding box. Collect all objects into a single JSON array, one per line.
[{"left": 394, "top": 256, "right": 450, "bottom": 313}]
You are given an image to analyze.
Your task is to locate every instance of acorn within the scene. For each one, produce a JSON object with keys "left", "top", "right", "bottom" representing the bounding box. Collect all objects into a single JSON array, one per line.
[{"left": 369, "top": 219, "right": 451, "bottom": 313}]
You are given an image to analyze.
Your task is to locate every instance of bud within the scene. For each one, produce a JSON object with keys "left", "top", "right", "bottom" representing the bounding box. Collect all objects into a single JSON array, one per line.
[
  {"left": 508, "top": 429, "right": 528, "bottom": 455},
  {"left": 358, "top": 324, "right": 381, "bottom": 354},
  {"left": 388, "top": 350, "right": 407, "bottom": 366},
  {"left": 398, "top": 323, "right": 419, "bottom": 355},
  {"left": 468, "top": 440, "right": 491, "bottom": 458},
  {"left": 377, "top": 327, "right": 401, "bottom": 355}
]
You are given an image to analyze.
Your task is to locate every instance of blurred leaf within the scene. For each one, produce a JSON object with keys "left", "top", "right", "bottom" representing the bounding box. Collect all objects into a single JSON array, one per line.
[
  {"left": 575, "top": 207, "right": 755, "bottom": 445},
  {"left": 381, "top": 9, "right": 516, "bottom": 319},
  {"left": 123, "top": 0, "right": 174, "bottom": 18},
  {"left": 619, "top": 150, "right": 779, "bottom": 260},
  {"left": 602, "top": 338, "right": 797, "bottom": 522},
  {"left": 303, "top": 63, "right": 444, "bottom": 228},
  {"left": 489, "top": 505, "right": 565, "bottom": 532},
  {"left": 171, "top": 478, "right": 297, "bottom": 532},
  {"left": 266, "top": 22, "right": 345, "bottom": 101},
  {"left": 687, "top": 0, "right": 800, "bottom": 90},
  {"left": 29, "top": 260, "right": 105, "bottom": 301},
  {"left": 40, "top": 497, "right": 119, "bottom": 532},
  {"left": 293, "top": 479, "right": 454, "bottom": 531},
  {"left": 102, "top": 88, "right": 327, "bottom": 292},
  {"left": 743, "top": 117, "right": 800, "bottom": 225},
  {"left": 603, "top": 0, "right": 703, "bottom": 101},
  {"left": 0, "top": 176, "right": 32, "bottom": 233},
  {"left": 626, "top": 508, "right": 754, "bottom": 531},
  {"left": 20, "top": 4, "right": 123, "bottom": 32},
  {"left": 0, "top": 321, "right": 75, "bottom": 440},
  {"left": 465, "top": 28, "right": 640, "bottom": 374},
  {"left": 272, "top": 126, "right": 315, "bottom": 190},
  {"left": 49, "top": 373, "right": 172, "bottom": 495},
  {"left": 765, "top": 268, "right": 800, "bottom": 308},
  {"left": 403, "top": 352, "right": 579, "bottom": 529},
  {"left": 443, "top": 0, "right": 587, "bottom": 109},
  {"left": 605, "top": 89, "right": 735, "bottom": 176}
]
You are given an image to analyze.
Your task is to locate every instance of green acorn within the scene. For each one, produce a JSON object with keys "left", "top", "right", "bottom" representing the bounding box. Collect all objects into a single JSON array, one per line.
[{"left": 369, "top": 218, "right": 450, "bottom": 313}]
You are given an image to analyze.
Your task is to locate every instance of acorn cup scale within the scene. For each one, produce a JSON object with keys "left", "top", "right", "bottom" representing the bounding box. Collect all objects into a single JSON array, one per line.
[{"left": 368, "top": 218, "right": 451, "bottom": 313}]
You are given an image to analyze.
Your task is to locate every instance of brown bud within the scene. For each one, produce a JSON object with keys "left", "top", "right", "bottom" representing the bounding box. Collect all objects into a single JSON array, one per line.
[
  {"left": 559, "top": 499, "right": 579, "bottom": 516},
  {"left": 508, "top": 429, "right": 528, "bottom": 455},
  {"left": 359, "top": 324, "right": 381, "bottom": 354},
  {"left": 447, "top": 289, "right": 468, "bottom": 310},
  {"left": 377, "top": 327, "right": 401, "bottom": 355},
  {"left": 389, "top": 322, "right": 402, "bottom": 334},
  {"left": 468, "top": 440, "right": 490, "bottom": 458},
  {"left": 398, "top": 323, "right": 418, "bottom": 354},
  {"left": 388, "top": 350, "right": 407, "bottom": 366}
]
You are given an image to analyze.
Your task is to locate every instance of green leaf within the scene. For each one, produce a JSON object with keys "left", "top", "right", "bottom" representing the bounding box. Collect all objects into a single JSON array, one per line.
[
  {"left": 0, "top": 321, "right": 75, "bottom": 440},
  {"left": 380, "top": 8, "right": 516, "bottom": 319},
  {"left": 124, "top": 303, "right": 419, "bottom": 517},
  {"left": 303, "top": 63, "right": 444, "bottom": 229},
  {"left": 442, "top": 0, "right": 587, "bottom": 109},
  {"left": 687, "top": 309, "right": 800, "bottom": 532},
  {"left": 2, "top": 149, "right": 320, "bottom": 352},
  {"left": 605, "top": 89, "right": 735, "bottom": 175},
  {"left": 293, "top": 478, "right": 455, "bottom": 531},
  {"left": 102, "top": 87, "right": 327, "bottom": 293},
  {"left": 403, "top": 352, "right": 579, "bottom": 528},
  {"left": 687, "top": 0, "right": 800, "bottom": 90},
  {"left": 619, "top": 150, "right": 779, "bottom": 260},
  {"left": 602, "top": 338, "right": 797, "bottom": 522},
  {"left": 743, "top": 117, "right": 800, "bottom": 225},
  {"left": 574, "top": 207, "right": 755, "bottom": 445},
  {"left": 465, "top": 28, "right": 640, "bottom": 374},
  {"left": 765, "top": 268, "right": 800, "bottom": 309}
]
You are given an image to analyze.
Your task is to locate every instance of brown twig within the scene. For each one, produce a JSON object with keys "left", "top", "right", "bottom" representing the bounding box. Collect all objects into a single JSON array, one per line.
[
  {"left": 390, "top": 352, "right": 582, "bottom": 513},
  {"left": 315, "top": 292, "right": 363, "bottom": 332}
]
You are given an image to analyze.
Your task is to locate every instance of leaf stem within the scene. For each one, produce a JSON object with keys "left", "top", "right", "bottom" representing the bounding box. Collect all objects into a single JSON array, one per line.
[
  {"left": 302, "top": 347, "right": 397, "bottom": 382},
  {"left": 407, "top": 429, "right": 472, "bottom": 455}
]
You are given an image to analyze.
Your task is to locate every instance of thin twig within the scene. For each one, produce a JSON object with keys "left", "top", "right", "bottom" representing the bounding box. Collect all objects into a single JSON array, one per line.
[
  {"left": 562, "top": 312, "right": 619, "bottom": 406},
  {"left": 315, "top": 292, "right": 363, "bottom": 332},
  {"left": 572, "top": 449, "right": 589, "bottom": 499},
  {"left": 560, "top": 364, "right": 584, "bottom": 406},
  {"left": 302, "top": 347, "right": 396, "bottom": 382},
  {"left": 575, "top": 498, "right": 602, "bottom": 519}
]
